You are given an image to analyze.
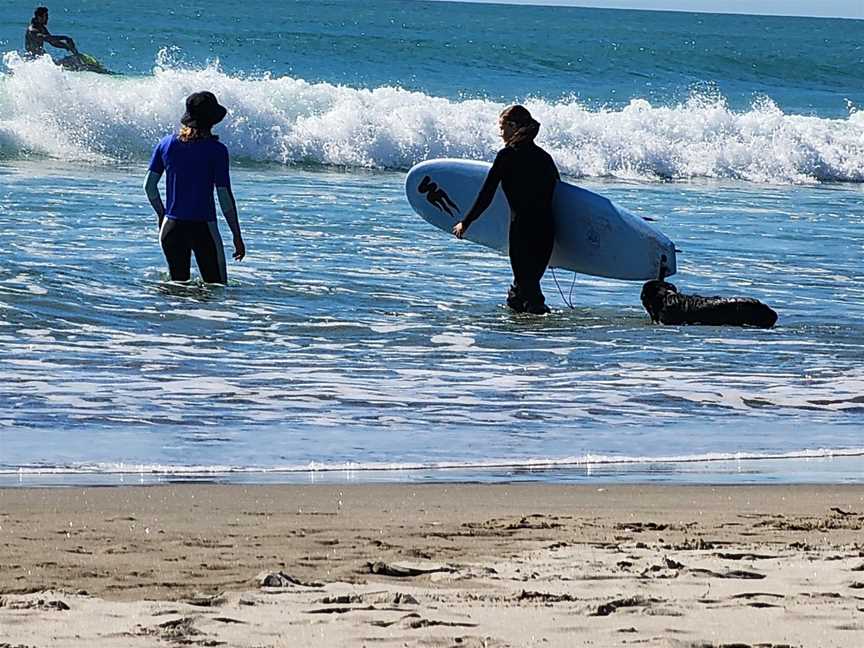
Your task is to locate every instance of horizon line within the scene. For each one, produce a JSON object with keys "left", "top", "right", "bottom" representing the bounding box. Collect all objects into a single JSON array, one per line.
[{"left": 430, "top": 0, "right": 864, "bottom": 21}]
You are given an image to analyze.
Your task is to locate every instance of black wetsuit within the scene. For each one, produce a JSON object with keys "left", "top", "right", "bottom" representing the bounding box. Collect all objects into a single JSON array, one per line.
[
  {"left": 160, "top": 219, "right": 227, "bottom": 284},
  {"left": 24, "top": 19, "right": 72, "bottom": 58},
  {"left": 462, "top": 142, "right": 560, "bottom": 313}
]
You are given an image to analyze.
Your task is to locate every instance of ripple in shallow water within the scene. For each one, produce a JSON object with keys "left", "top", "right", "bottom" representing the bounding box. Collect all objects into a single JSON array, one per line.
[{"left": 1, "top": 164, "right": 864, "bottom": 476}]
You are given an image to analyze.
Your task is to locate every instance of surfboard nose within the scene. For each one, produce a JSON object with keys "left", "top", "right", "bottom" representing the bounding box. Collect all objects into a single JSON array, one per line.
[{"left": 404, "top": 161, "right": 436, "bottom": 213}]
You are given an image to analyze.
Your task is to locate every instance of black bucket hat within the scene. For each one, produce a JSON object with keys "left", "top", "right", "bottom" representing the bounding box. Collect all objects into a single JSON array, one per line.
[{"left": 181, "top": 91, "right": 227, "bottom": 129}]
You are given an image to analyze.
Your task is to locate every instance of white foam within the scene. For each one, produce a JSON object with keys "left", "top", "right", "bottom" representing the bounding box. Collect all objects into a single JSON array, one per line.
[
  {"left": 4, "top": 447, "right": 864, "bottom": 478},
  {"left": 1, "top": 51, "right": 862, "bottom": 183}
]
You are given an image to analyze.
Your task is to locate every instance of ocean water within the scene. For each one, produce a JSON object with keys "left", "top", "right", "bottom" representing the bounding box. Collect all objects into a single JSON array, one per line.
[{"left": 1, "top": 1, "right": 863, "bottom": 486}]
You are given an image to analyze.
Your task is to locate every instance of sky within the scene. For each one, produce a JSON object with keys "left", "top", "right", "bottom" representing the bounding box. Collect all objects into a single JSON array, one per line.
[{"left": 447, "top": 0, "right": 864, "bottom": 19}]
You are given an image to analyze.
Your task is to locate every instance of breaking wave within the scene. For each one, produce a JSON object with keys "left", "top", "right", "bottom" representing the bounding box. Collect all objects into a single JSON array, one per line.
[{"left": 1, "top": 51, "right": 862, "bottom": 183}]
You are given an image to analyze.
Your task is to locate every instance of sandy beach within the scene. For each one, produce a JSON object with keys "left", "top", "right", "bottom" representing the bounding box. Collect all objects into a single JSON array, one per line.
[{"left": 1, "top": 483, "right": 864, "bottom": 647}]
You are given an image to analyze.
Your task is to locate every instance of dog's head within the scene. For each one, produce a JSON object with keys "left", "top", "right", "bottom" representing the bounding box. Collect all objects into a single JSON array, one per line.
[{"left": 640, "top": 280, "right": 678, "bottom": 323}]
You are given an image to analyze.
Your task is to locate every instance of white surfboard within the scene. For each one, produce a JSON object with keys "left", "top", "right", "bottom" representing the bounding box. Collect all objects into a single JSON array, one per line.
[{"left": 405, "top": 159, "right": 677, "bottom": 281}]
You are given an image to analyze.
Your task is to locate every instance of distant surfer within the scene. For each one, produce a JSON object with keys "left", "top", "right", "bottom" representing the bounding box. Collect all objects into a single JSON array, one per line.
[
  {"left": 24, "top": 6, "right": 77, "bottom": 59},
  {"left": 453, "top": 105, "right": 560, "bottom": 314},
  {"left": 144, "top": 91, "right": 246, "bottom": 284}
]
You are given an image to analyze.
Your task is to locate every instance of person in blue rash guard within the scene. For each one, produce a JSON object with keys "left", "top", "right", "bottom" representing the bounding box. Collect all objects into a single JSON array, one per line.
[{"left": 144, "top": 91, "right": 246, "bottom": 284}]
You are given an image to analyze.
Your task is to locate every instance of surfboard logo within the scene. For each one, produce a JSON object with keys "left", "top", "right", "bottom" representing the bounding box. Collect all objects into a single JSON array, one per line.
[{"left": 418, "top": 176, "right": 460, "bottom": 217}]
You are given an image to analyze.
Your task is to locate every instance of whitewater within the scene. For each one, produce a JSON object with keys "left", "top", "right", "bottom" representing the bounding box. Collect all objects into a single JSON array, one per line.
[{"left": 1, "top": 53, "right": 862, "bottom": 183}]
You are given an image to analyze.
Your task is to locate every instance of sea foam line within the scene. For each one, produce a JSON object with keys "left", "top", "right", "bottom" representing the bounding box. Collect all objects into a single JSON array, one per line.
[
  {"left": 4, "top": 447, "right": 864, "bottom": 476},
  {"left": 1, "top": 51, "right": 862, "bottom": 183}
]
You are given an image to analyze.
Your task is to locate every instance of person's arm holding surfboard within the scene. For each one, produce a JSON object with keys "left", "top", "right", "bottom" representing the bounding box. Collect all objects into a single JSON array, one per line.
[
  {"left": 214, "top": 146, "right": 246, "bottom": 262},
  {"left": 453, "top": 150, "right": 507, "bottom": 239}
]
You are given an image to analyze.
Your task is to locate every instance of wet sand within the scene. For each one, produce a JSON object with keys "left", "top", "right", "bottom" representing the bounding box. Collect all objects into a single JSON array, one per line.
[{"left": 2, "top": 483, "right": 864, "bottom": 647}]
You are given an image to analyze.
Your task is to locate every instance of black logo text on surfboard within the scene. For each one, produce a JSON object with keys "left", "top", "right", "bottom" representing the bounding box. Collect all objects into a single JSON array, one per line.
[{"left": 418, "top": 176, "right": 460, "bottom": 217}]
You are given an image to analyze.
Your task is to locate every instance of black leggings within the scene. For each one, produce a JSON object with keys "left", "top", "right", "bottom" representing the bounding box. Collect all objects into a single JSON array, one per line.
[
  {"left": 508, "top": 221, "right": 554, "bottom": 314},
  {"left": 160, "top": 219, "right": 227, "bottom": 284}
]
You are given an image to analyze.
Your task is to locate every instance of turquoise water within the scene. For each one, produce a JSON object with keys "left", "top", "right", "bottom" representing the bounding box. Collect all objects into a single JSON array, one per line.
[{"left": 1, "top": 2, "right": 863, "bottom": 485}]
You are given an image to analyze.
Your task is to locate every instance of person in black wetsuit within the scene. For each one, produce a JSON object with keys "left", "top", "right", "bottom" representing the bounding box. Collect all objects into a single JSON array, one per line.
[
  {"left": 24, "top": 7, "right": 77, "bottom": 59},
  {"left": 452, "top": 105, "right": 560, "bottom": 314}
]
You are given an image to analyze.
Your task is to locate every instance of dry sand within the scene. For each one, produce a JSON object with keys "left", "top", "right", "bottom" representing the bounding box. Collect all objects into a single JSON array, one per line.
[{"left": 2, "top": 483, "right": 864, "bottom": 647}]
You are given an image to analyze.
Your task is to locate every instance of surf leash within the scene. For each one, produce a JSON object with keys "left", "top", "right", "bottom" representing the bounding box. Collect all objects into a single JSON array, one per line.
[{"left": 550, "top": 267, "right": 577, "bottom": 309}]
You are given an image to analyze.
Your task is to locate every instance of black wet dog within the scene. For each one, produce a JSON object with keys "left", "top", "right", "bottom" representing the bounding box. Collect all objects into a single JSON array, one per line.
[{"left": 641, "top": 280, "right": 778, "bottom": 328}]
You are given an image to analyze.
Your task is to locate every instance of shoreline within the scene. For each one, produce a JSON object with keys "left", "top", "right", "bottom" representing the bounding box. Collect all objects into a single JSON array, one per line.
[
  {"left": 4, "top": 450, "right": 864, "bottom": 489},
  {"left": 2, "top": 483, "right": 864, "bottom": 646}
]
